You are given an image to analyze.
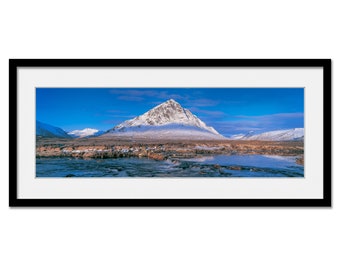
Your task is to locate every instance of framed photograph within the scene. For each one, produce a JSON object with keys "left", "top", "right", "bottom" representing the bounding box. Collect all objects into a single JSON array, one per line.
[{"left": 9, "top": 59, "right": 331, "bottom": 207}]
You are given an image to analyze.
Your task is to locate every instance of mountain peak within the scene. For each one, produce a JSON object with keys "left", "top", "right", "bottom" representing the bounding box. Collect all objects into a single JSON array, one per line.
[
  {"left": 164, "top": 98, "right": 179, "bottom": 105},
  {"left": 165, "top": 98, "right": 176, "bottom": 103},
  {"left": 106, "top": 99, "right": 223, "bottom": 139},
  {"left": 154, "top": 98, "right": 182, "bottom": 111},
  {"left": 68, "top": 128, "right": 104, "bottom": 138}
]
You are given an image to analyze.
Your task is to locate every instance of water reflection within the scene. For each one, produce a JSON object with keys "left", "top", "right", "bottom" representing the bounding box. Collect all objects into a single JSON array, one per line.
[{"left": 36, "top": 155, "right": 304, "bottom": 178}]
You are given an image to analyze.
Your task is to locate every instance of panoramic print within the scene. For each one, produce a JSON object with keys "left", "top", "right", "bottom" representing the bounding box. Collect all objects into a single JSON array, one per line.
[{"left": 36, "top": 88, "right": 304, "bottom": 177}]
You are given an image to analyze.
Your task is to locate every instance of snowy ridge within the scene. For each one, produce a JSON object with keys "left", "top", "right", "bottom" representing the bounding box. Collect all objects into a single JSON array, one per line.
[
  {"left": 36, "top": 121, "right": 71, "bottom": 138},
  {"left": 231, "top": 128, "right": 304, "bottom": 141},
  {"left": 104, "top": 99, "right": 224, "bottom": 140},
  {"left": 68, "top": 128, "right": 104, "bottom": 138},
  {"left": 230, "top": 131, "right": 255, "bottom": 140},
  {"left": 103, "top": 128, "right": 225, "bottom": 140}
]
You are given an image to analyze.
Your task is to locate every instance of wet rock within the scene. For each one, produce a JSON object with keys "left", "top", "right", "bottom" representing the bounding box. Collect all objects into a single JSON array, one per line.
[
  {"left": 109, "top": 169, "right": 119, "bottom": 175},
  {"left": 228, "top": 166, "right": 242, "bottom": 170},
  {"left": 219, "top": 170, "right": 233, "bottom": 176},
  {"left": 296, "top": 156, "right": 304, "bottom": 165},
  {"left": 147, "top": 152, "right": 165, "bottom": 161},
  {"left": 179, "top": 162, "right": 191, "bottom": 169},
  {"left": 250, "top": 168, "right": 260, "bottom": 172}
]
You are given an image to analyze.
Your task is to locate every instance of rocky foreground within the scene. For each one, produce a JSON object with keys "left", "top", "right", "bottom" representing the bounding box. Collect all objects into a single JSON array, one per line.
[{"left": 36, "top": 138, "right": 304, "bottom": 165}]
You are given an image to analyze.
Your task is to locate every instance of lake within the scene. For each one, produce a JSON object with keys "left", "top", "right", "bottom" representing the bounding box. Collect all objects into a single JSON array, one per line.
[{"left": 36, "top": 155, "right": 304, "bottom": 177}]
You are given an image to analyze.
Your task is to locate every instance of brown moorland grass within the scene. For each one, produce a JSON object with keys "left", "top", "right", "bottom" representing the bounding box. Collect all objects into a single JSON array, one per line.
[{"left": 36, "top": 137, "right": 304, "bottom": 164}]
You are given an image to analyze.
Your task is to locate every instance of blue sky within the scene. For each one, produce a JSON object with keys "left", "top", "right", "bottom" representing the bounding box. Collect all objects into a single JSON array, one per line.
[{"left": 36, "top": 88, "right": 304, "bottom": 136}]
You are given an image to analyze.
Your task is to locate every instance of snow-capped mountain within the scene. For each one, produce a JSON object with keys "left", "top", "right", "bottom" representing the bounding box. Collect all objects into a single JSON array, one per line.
[
  {"left": 36, "top": 121, "right": 71, "bottom": 138},
  {"left": 103, "top": 99, "right": 225, "bottom": 140},
  {"left": 230, "top": 128, "right": 304, "bottom": 141},
  {"left": 68, "top": 128, "right": 104, "bottom": 138}
]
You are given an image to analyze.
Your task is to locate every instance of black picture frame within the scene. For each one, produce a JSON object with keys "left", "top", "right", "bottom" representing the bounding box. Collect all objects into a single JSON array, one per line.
[{"left": 9, "top": 59, "right": 332, "bottom": 207}]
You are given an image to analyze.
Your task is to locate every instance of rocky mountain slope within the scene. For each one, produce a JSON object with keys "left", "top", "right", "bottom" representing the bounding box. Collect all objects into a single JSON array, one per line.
[{"left": 103, "top": 99, "right": 225, "bottom": 140}]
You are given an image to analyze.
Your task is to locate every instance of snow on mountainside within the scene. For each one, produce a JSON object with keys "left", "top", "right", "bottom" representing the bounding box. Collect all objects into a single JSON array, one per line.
[
  {"left": 231, "top": 128, "right": 304, "bottom": 141},
  {"left": 36, "top": 121, "right": 71, "bottom": 138},
  {"left": 68, "top": 128, "right": 104, "bottom": 138},
  {"left": 230, "top": 131, "right": 255, "bottom": 140},
  {"left": 103, "top": 99, "right": 225, "bottom": 140}
]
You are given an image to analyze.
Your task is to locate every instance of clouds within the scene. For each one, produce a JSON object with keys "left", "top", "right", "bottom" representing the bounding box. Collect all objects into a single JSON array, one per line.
[
  {"left": 188, "top": 107, "right": 227, "bottom": 118},
  {"left": 118, "top": 95, "right": 144, "bottom": 102},
  {"left": 233, "top": 113, "right": 304, "bottom": 129},
  {"left": 109, "top": 88, "right": 220, "bottom": 108},
  {"left": 234, "top": 112, "right": 304, "bottom": 120},
  {"left": 213, "top": 112, "right": 304, "bottom": 136},
  {"left": 188, "top": 98, "right": 219, "bottom": 107},
  {"left": 109, "top": 89, "right": 184, "bottom": 103}
]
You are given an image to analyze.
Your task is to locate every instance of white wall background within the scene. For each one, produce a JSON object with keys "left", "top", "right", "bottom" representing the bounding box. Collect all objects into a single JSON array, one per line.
[{"left": 0, "top": 1, "right": 338, "bottom": 269}]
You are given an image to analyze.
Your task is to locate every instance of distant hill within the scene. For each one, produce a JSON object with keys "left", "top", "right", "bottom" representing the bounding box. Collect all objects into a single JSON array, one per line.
[
  {"left": 230, "top": 128, "right": 304, "bottom": 141},
  {"left": 36, "top": 121, "right": 71, "bottom": 138},
  {"left": 68, "top": 128, "right": 105, "bottom": 138}
]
